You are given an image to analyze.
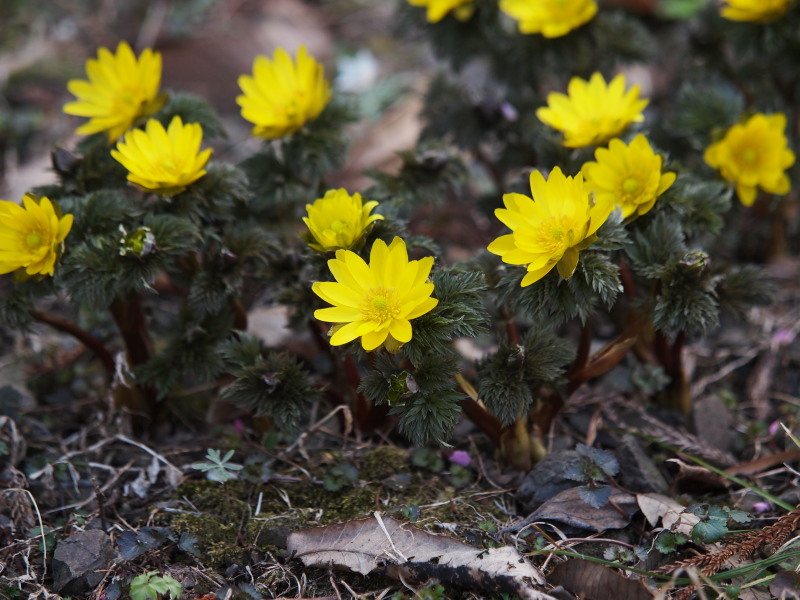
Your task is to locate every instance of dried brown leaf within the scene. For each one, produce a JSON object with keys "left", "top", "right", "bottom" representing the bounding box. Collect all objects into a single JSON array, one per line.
[
  {"left": 548, "top": 559, "right": 654, "bottom": 600},
  {"left": 770, "top": 570, "right": 800, "bottom": 599},
  {"left": 528, "top": 487, "right": 638, "bottom": 532},
  {"left": 636, "top": 493, "right": 698, "bottom": 535},
  {"left": 287, "top": 514, "right": 555, "bottom": 600}
]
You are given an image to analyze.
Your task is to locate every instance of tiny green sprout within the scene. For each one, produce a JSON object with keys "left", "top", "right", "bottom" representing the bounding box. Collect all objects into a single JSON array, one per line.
[
  {"left": 191, "top": 448, "right": 243, "bottom": 483},
  {"left": 130, "top": 571, "right": 182, "bottom": 600},
  {"left": 411, "top": 448, "right": 445, "bottom": 473},
  {"left": 323, "top": 462, "right": 359, "bottom": 491}
]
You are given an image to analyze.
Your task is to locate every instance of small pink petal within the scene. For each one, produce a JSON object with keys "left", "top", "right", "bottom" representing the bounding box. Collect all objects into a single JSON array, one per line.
[
  {"left": 753, "top": 502, "right": 770, "bottom": 514},
  {"left": 449, "top": 450, "right": 471, "bottom": 467},
  {"left": 772, "top": 329, "right": 796, "bottom": 346},
  {"left": 769, "top": 421, "right": 781, "bottom": 436},
  {"left": 233, "top": 419, "right": 246, "bottom": 434}
]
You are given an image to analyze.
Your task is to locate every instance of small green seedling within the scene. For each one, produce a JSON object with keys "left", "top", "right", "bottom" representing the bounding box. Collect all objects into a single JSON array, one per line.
[
  {"left": 129, "top": 571, "right": 182, "bottom": 600},
  {"left": 191, "top": 448, "right": 243, "bottom": 483}
]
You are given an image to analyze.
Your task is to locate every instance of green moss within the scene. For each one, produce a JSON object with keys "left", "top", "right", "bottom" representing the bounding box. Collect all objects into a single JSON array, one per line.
[
  {"left": 168, "top": 458, "right": 514, "bottom": 570},
  {"left": 360, "top": 446, "right": 410, "bottom": 480}
]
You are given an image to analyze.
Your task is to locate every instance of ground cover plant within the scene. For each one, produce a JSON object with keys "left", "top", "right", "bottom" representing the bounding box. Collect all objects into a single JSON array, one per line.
[{"left": 0, "top": 0, "right": 799, "bottom": 599}]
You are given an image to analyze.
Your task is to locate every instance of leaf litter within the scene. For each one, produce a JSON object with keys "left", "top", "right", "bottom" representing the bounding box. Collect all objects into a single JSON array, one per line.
[{"left": 288, "top": 513, "right": 556, "bottom": 600}]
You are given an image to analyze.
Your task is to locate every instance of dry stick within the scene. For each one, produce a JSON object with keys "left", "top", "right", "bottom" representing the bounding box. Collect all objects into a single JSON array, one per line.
[{"left": 2, "top": 488, "right": 48, "bottom": 579}]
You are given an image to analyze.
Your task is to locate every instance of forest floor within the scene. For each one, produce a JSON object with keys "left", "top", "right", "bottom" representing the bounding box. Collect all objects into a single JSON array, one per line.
[{"left": 1, "top": 2, "right": 800, "bottom": 600}]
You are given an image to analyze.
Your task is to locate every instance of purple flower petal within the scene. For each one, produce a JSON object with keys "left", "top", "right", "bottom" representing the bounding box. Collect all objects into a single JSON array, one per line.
[{"left": 449, "top": 450, "right": 471, "bottom": 467}]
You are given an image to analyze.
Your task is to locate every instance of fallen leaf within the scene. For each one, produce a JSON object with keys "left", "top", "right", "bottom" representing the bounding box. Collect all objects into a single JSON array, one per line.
[
  {"left": 548, "top": 559, "right": 654, "bottom": 600},
  {"left": 287, "top": 514, "right": 555, "bottom": 600},
  {"left": 724, "top": 450, "right": 800, "bottom": 476},
  {"left": 770, "top": 570, "right": 800, "bottom": 599},
  {"left": 637, "top": 493, "right": 699, "bottom": 535},
  {"left": 528, "top": 487, "right": 638, "bottom": 532},
  {"left": 666, "top": 458, "right": 730, "bottom": 493}
]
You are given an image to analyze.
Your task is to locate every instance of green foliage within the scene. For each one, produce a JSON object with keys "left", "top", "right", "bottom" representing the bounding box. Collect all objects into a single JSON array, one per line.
[
  {"left": 129, "top": 571, "right": 182, "bottom": 600},
  {"left": 159, "top": 92, "right": 225, "bottom": 140},
  {"left": 322, "top": 463, "right": 359, "bottom": 491},
  {"left": 220, "top": 333, "right": 321, "bottom": 432},
  {"left": 688, "top": 504, "right": 750, "bottom": 544},
  {"left": 367, "top": 141, "right": 469, "bottom": 214},
  {"left": 564, "top": 444, "right": 620, "bottom": 509},
  {"left": 403, "top": 266, "right": 489, "bottom": 363},
  {"left": 654, "top": 530, "right": 689, "bottom": 554},
  {"left": 191, "top": 449, "right": 243, "bottom": 483},
  {"left": 478, "top": 328, "right": 573, "bottom": 425}
]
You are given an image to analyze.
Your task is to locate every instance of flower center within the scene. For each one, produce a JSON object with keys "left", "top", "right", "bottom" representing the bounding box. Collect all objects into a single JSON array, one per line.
[
  {"left": 362, "top": 287, "right": 401, "bottom": 324},
  {"left": 534, "top": 215, "right": 580, "bottom": 254},
  {"left": 622, "top": 178, "right": 640, "bottom": 194},
  {"left": 741, "top": 148, "right": 757, "bottom": 165},
  {"left": 25, "top": 230, "right": 44, "bottom": 249},
  {"left": 330, "top": 220, "right": 347, "bottom": 233}
]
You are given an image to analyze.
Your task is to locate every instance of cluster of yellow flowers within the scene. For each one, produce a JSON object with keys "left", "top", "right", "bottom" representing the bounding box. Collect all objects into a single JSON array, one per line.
[
  {"left": 2, "top": 0, "right": 797, "bottom": 351},
  {"left": 301, "top": 190, "right": 440, "bottom": 353},
  {"left": 0, "top": 41, "right": 334, "bottom": 279},
  {"left": 63, "top": 41, "right": 332, "bottom": 196},
  {"left": 486, "top": 71, "right": 676, "bottom": 287},
  {"left": 407, "top": 0, "right": 795, "bottom": 28}
]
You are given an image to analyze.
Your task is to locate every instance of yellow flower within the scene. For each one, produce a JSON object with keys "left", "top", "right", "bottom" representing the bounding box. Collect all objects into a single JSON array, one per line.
[
  {"left": 536, "top": 73, "right": 649, "bottom": 148},
  {"left": 111, "top": 116, "right": 213, "bottom": 196},
  {"left": 704, "top": 113, "right": 795, "bottom": 206},
  {"left": 407, "top": 0, "right": 475, "bottom": 22},
  {"left": 582, "top": 134, "right": 676, "bottom": 219},
  {"left": 63, "top": 41, "right": 166, "bottom": 143},
  {"left": 0, "top": 194, "right": 73, "bottom": 277},
  {"left": 302, "top": 189, "right": 384, "bottom": 252},
  {"left": 488, "top": 167, "right": 613, "bottom": 287},
  {"left": 500, "top": 0, "right": 597, "bottom": 37},
  {"left": 312, "top": 237, "right": 439, "bottom": 352},
  {"left": 720, "top": 0, "right": 794, "bottom": 22},
  {"left": 237, "top": 45, "right": 331, "bottom": 140}
]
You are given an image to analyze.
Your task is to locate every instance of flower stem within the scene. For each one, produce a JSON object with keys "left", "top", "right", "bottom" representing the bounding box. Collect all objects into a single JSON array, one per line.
[
  {"left": 28, "top": 309, "right": 115, "bottom": 375},
  {"left": 109, "top": 295, "right": 158, "bottom": 420}
]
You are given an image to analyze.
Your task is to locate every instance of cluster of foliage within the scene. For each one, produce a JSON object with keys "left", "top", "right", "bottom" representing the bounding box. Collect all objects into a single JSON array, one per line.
[{"left": 1, "top": 0, "right": 798, "bottom": 469}]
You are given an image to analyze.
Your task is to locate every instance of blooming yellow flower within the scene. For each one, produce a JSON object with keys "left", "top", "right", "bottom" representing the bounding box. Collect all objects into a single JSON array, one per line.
[
  {"left": 407, "top": 0, "right": 475, "bottom": 22},
  {"left": 237, "top": 46, "right": 331, "bottom": 140},
  {"left": 536, "top": 73, "right": 649, "bottom": 148},
  {"left": 500, "top": 0, "right": 597, "bottom": 37},
  {"left": 704, "top": 113, "right": 795, "bottom": 206},
  {"left": 63, "top": 41, "right": 165, "bottom": 143},
  {"left": 110, "top": 116, "right": 212, "bottom": 196},
  {"left": 719, "top": 0, "right": 794, "bottom": 22},
  {"left": 0, "top": 194, "right": 73, "bottom": 276},
  {"left": 302, "top": 189, "right": 384, "bottom": 252},
  {"left": 488, "top": 167, "right": 613, "bottom": 286},
  {"left": 582, "top": 134, "right": 676, "bottom": 219},
  {"left": 312, "top": 237, "right": 439, "bottom": 352}
]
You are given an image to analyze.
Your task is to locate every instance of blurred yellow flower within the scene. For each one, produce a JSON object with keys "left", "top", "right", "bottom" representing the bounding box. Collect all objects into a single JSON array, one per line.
[
  {"left": 488, "top": 167, "right": 613, "bottom": 286},
  {"left": 111, "top": 116, "right": 212, "bottom": 196},
  {"left": 582, "top": 134, "right": 676, "bottom": 219},
  {"left": 237, "top": 46, "right": 331, "bottom": 140},
  {"left": 536, "top": 73, "right": 648, "bottom": 148},
  {"left": 720, "top": 0, "right": 794, "bottom": 22},
  {"left": 302, "top": 189, "right": 384, "bottom": 252},
  {"left": 312, "top": 237, "right": 439, "bottom": 352},
  {"left": 500, "top": 0, "right": 597, "bottom": 37},
  {"left": 0, "top": 194, "right": 73, "bottom": 276},
  {"left": 704, "top": 113, "right": 795, "bottom": 206},
  {"left": 407, "top": 0, "right": 475, "bottom": 22},
  {"left": 63, "top": 41, "right": 165, "bottom": 143}
]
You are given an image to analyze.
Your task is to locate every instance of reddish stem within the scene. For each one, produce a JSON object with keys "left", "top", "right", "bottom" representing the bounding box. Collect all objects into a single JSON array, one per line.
[{"left": 29, "top": 309, "right": 115, "bottom": 375}]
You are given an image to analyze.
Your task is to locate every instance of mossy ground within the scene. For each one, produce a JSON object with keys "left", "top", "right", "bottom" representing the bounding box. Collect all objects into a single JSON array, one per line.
[{"left": 167, "top": 446, "right": 513, "bottom": 575}]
